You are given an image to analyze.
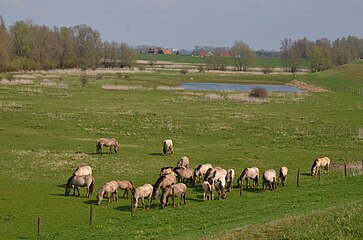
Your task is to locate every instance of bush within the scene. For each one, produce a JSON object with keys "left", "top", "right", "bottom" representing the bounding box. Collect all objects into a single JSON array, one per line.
[
  {"left": 249, "top": 87, "right": 268, "bottom": 99},
  {"left": 180, "top": 69, "right": 188, "bottom": 74},
  {"left": 80, "top": 74, "right": 88, "bottom": 87}
]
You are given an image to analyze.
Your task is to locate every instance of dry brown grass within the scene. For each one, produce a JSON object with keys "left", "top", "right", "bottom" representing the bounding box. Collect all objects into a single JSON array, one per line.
[
  {"left": 0, "top": 79, "right": 34, "bottom": 85},
  {"left": 357, "top": 128, "right": 363, "bottom": 140},
  {"left": 40, "top": 79, "right": 68, "bottom": 88},
  {"left": 288, "top": 80, "right": 328, "bottom": 92},
  {"left": 102, "top": 84, "right": 144, "bottom": 91},
  {"left": 156, "top": 86, "right": 183, "bottom": 91}
]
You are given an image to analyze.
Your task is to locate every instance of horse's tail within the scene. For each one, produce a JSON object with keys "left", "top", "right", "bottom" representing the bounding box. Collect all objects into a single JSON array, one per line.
[
  {"left": 89, "top": 177, "right": 95, "bottom": 196},
  {"left": 163, "top": 141, "right": 167, "bottom": 155},
  {"left": 96, "top": 141, "right": 101, "bottom": 154}
]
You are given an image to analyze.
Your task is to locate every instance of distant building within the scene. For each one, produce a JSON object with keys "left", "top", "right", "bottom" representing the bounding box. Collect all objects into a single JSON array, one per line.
[{"left": 148, "top": 47, "right": 173, "bottom": 55}]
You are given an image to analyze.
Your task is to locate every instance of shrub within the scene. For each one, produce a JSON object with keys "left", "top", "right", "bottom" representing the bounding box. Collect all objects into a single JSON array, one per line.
[
  {"left": 249, "top": 87, "right": 268, "bottom": 99},
  {"left": 80, "top": 74, "right": 88, "bottom": 87},
  {"left": 180, "top": 69, "right": 188, "bottom": 74}
]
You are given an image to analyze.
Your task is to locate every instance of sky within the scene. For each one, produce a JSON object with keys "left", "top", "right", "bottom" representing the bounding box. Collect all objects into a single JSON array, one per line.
[{"left": 1, "top": 0, "right": 362, "bottom": 51}]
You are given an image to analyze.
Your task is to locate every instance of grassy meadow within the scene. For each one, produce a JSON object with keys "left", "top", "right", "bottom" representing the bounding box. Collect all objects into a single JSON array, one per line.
[{"left": 0, "top": 62, "right": 362, "bottom": 239}]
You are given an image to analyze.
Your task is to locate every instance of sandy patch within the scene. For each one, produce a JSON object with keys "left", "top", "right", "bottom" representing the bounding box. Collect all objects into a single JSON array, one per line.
[
  {"left": 102, "top": 84, "right": 144, "bottom": 91},
  {"left": 287, "top": 80, "right": 328, "bottom": 92}
]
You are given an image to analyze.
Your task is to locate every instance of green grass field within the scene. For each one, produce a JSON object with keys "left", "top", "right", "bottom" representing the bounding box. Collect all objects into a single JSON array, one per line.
[{"left": 0, "top": 62, "right": 362, "bottom": 239}]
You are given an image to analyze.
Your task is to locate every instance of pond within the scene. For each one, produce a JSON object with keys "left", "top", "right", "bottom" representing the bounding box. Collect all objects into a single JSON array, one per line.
[{"left": 182, "top": 82, "right": 303, "bottom": 92}]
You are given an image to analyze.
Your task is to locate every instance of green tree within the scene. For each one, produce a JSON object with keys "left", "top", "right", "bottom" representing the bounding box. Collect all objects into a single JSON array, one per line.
[{"left": 308, "top": 38, "right": 332, "bottom": 72}]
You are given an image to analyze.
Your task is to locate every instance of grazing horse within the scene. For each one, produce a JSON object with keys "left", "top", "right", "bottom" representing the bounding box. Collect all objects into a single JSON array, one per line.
[
  {"left": 194, "top": 163, "right": 213, "bottom": 182},
  {"left": 73, "top": 165, "right": 92, "bottom": 176},
  {"left": 65, "top": 175, "right": 94, "bottom": 198},
  {"left": 311, "top": 157, "right": 330, "bottom": 176},
  {"left": 152, "top": 172, "right": 176, "bottom": 199},
  {"left": 277, "top": 166, "right": 288, "bottom": 186},
  {"left": 262, "top": 169, "right": 276, "bottom": 191},
  {"left": 226, "top": 168, "right": 235, "bottom": 192},
  {"left": 205, "top": 167, "right": 227, "bottom": 188},
  {"left": 160, "top": 166, "right": 174, "bottom": 176},
  {"left": 201, "top": 181, "right": 215, "bottom": 201},
  {"left": 160, "top": 183, "right": 187, "bottom": 208},
  {"left": 173, "top": 167, "right": 194, "bottom": 186},
  {"left": 97, "top": 180, "right": 118, "bottom": 205},
  {"left": 177, "top": 156, "right": 190, "bottom": 168},
  {"left": 132, "top": 184, "right": 153, "bottom": 210},
  {"left": 163, "top": 139, "right": 173, "bottom": 156},
  {"left": 115, "top": 180, "right": 133, "bottom": 199},
  {"left": 237, "top": 167, "right": 259, "bottom": 189},
  {"left": 213, "top": 179, "right": 227, "bottom": 200},
  {"left": 96, "top": 138, "right": 120, "bottom": 154}
]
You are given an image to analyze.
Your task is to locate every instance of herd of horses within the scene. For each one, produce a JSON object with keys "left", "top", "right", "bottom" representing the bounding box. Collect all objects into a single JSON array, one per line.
[{"left": 64, "top": 138, "right": 331, "bottom": 210}]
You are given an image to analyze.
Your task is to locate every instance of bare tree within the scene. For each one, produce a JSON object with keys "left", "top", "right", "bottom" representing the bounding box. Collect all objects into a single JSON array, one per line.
[
  {"left": 280, "top": 38, "right": 301, "bottom": 73},
  {"left": 231, "top": 40, "right": 255, "bottom": 71}
]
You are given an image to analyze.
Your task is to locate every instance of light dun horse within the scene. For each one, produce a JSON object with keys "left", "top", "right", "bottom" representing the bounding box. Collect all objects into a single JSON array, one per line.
[
  {"left": 115, "top": 180, "right": 133, "bottom": 199},
  {"left": 237, "top": 167, "right": 259, "bottom": 189},
  {"left": 277, "top": 166, "right": 288, "bottom": 186},
  {"left": 160, "top": 183, "right": 187, "bottom": 208},
  {"left": 311, "top": 157, "right": 330, "bottom": 176},
  {"left": 226, "top": 169, "right": 235, "bottom": 192},
  {"left": 177, "top": 156, "right": 190, "bottom": 168},
  {"left": 152, "top": 172, "right": 176, "bottom": 199},
  {"left": 194, "top": 163, "right": 213, "bottom": 182},
  {"left": 160, "top": 166, "right": 174, "bottom": 176},
  {"left": 163, "top": 139, "right": 173, "bottom": 156},
  {"left": 65, "top": 175, "right": 94, "bottom": 198},
  {"left": 201, "top": 181, "right": 215, "bottom": 201},
  {"left": 73, "top": 165, "right": 92, "bottom": 176},
  {"left": 262, "top": 169, "right": 276, "bottom": 191},
  {"left": 97, "top": 180, "right": 118, "bottom": 205},
  {"left": 132, "top": 184, "right": 153, "bottom": 210},
  {"left": 96, "top": 138, "right": 120, "bottom": 154}
]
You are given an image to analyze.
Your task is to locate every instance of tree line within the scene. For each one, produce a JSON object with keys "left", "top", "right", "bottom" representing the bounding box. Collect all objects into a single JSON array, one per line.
[
  {"left": 0, "top": 17, "right": 135, "bottom": 72},
  {"left": 194, "top": 36, "right": 363, "bottom": 73}
]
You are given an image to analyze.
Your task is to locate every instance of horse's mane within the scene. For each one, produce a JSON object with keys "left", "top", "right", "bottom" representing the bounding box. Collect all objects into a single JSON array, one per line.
[
  {"left": 195, "top": 165, "right": 202, "bottom": 172},
  {"left": 153, "top": 175, "right": 167, "bottom": 197},
  {"left": 203, "top": 168, "right": 213, "bottom": 181},
  {"left": 66, "top": 175, "right": 74, "bottom": 187},
  {"left": 311, "top": 159, "right": 318, "bottom": 172}
]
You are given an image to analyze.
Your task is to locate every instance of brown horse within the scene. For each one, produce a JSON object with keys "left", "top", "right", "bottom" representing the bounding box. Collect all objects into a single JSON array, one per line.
[
  {"left": 160, "top": 166, "right": 174, "bottom": 176},
  {"left": 152, "top": 172, "right": 176, "bottom": 199},
  {"left": 115, "top": 180, "right": 133, "bottom": 199},
  {"left": 262, "top": 169, "right": 276, "bottom": 191},
  {"left": 160, "top": 183, "right": 187, "bottom": 208},
  {"left": 96, "top": 138, "right": 120, "bottom": 154},
  {"left": 194, "top": 163, "right": 213, "bottom": 182},
  {"left": 311, "top": 157, "right": 330, "bottom": 176},
  {"left": 65, "top": 175, "right": 94, "bottom": 198},
  {"left": 173, "top": 167, "right": 194, "bottom": 186},
  {"left": 237, "top": 167, "right": 259, "bottom": 189},
  {"left": 163, "top": 139, "right": 173, "bottom": 156},
  {"left": 132, "top": 184, "right": 153, "bottom": 210},
  {"left": 177, "top": 156, "right": 190, "bottom": 168},
  {"left": 277, "top": 166, "right": 288, "bottom": 186}
]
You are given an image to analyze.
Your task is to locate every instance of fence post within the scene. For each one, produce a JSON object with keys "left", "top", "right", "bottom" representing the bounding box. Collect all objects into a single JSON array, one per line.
[
  {"left": 172, "top": 187, "right": 176, "bottom": 208},
  {"left": 89, "top": 203, "right": 93, "bottom": 226},
  {"left": 297, "top": 169, "right": 300, "bottom": 187},
  {"left": 344, "top": 162, "right": 347, "bottom": 177},
  {"left": 38, "top": 216, "right": 40, "bottom": 236},
  {"left": 131, "top": 196, "right": 134, "bottom": 217}
]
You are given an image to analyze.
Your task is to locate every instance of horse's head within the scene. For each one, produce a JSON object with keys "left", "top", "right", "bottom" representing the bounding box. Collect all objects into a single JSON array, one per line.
[
  {"left": 237, "top": 178, "right": 242, "bottom": 188},
  {"left": 221, "top": 187, "right": 227, "bottom": 199},
  {"left": 97, "top": 194, "right": 103, "bottom": 205},
  {"left": 311, "top": 160, "right": 318, "bottom": 176},
  {"left": 114, "top": 142, "right": 120, "bottom": 153},
  {"left": 64, "top": 185, "right": 71, "bottom": 196}
]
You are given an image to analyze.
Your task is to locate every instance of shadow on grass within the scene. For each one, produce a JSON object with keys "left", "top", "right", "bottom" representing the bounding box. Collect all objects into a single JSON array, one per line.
[
  {"left": 149, "top": 153, "right": 164, "bottom": 156},
  {"left": 300, "top": 172, "right": 313, "bottom": 176},
  {"left": 83, "top": 199, "right": 99, "bottom": 205}
]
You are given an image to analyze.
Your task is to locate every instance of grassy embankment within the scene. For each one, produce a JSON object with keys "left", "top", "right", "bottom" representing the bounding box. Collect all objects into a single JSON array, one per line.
[{"left": 0, "top": 62, "right": 362, "bottom": 239}]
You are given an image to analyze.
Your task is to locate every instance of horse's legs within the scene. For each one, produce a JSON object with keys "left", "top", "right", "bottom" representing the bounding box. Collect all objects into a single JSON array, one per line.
[
  {"left": 141, "top": 197, "right": 145, "bottom": 210},
  {"left": 107, "top": 193, "right": 111, "bottom": 205},
  {"left": 203, "top": 192, "right": 206, "bottom": 201}
]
